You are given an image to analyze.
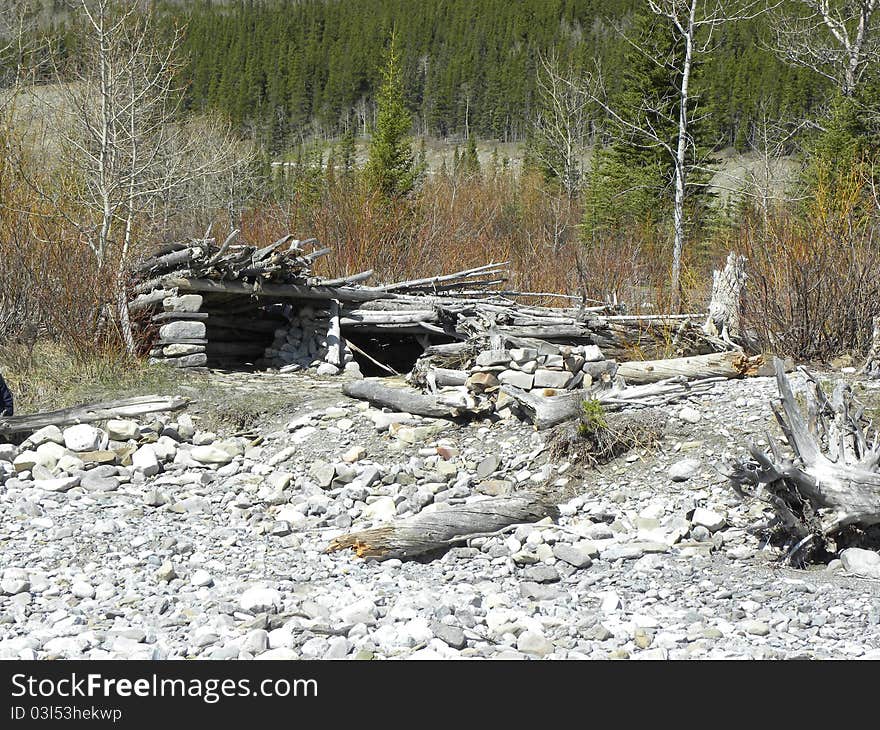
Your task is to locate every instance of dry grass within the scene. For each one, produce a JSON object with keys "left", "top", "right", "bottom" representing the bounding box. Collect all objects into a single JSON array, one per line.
[{"left": 0, "top": 341, "right": 187, "bottom": 415}]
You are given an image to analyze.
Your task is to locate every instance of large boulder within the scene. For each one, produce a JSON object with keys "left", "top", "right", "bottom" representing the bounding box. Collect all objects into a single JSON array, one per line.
[
  {"left": 191, "top": 445, "right": 232, "bottom": 466},
  {"left": 131, "top": 445, "right": 160, "bottom": 477},
  {"left": 63, "top": 425, "right": 103, "bottom": 453},
  {"left": 106, "top": 419, "right": 140, "bottom": 441}
]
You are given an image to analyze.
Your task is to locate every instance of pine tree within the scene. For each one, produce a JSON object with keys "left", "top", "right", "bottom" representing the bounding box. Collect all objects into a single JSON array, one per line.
[
  {"left": 463, "top": 135, "right": 480, "bottom": 176},
  {"left": 583, "top": 8, "right": 715, "bottom": 236},
  {"left": 583, "top": 10, "right": 678, "bottom": 233},
  {"left": 339, "top": 125, "right": 356, "bottom": 178},
  {"left": 365, "top": 33, "right": 417, "bottom": 197}
]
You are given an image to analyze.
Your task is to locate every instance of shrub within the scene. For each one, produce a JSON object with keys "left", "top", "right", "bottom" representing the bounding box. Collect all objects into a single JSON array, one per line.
[{"left": 734, "top": 162, "right": 880, "bottom": 361}]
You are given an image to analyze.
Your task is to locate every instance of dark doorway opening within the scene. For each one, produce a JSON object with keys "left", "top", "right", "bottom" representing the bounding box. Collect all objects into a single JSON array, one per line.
[{"left": 342, "top": 331, "right": 455, "bottom": 377}]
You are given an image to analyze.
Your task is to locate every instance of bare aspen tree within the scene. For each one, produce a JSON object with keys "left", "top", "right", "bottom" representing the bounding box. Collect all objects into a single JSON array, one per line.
[
  {"left": 744, "top": 106, "right": 809, "bottom": 224},
  {"left": 30, "top": 1, "right": 251, "bottom": 353},
  {"left": 584, "top": 1, "right": 771, "bottom": 311},
  {"left": 773, "top": 0, "right": 880, "bottom": 96},
  {"left": 531, "top": 52, "right": 594, "bottom": 200}
]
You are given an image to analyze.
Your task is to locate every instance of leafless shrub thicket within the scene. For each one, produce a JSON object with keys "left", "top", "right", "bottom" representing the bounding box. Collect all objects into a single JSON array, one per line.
[{"left": 736, "top": 164, "right": 880, "bottom": 360}]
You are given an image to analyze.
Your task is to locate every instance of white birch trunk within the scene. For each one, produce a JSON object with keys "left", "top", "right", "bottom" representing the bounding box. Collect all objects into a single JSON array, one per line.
[{"left": 670, "top": 0, "right": 696, "bottom": 313}]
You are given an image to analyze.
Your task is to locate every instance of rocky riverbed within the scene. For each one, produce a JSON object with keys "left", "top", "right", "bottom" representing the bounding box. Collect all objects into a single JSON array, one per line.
[{"left": 2, "top": 369, "right": 880, "bottom": 660}]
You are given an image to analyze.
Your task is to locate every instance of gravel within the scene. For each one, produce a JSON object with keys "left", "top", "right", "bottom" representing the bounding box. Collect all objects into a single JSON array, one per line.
[{"left": 2, "top": 369, "right": 879, "bottom": 659}]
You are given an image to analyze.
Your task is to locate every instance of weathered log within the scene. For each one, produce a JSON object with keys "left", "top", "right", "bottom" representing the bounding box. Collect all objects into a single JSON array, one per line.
[
  {"left": 617, "top": 351, "right": 765, "bottom": 385},
  {"left": 0, "top": 395, "right": 189, "bottom": 435},
  {"left": 155, "top": 338, "right": 208, "bottom": 346},
  {"left": 204, "top": 229, "right": 240, "bottom": 266},
  {"left": 303, "top": 246, "right": 332, "bottom": 263},
  {"left": 429, "top": 368, "right": 469, "bottom": 388},
  {"left": 136, "top": 247, "right": 197, "bottom": 274},
  {"left": 151, "top": 311, "right": 210, "bottom": 322},
  {"left": 340, "top": 309, "right": 437, "bottom": 324},
  {"left": 494, "top": 325, "right": 593, "bottom": 340},
  {"left": 326, "top": 493, "right": 558, "bottom": 559},
  {"left": 161, "top": 277, "right": 394, "bottom": 303},
  {"left": 129, "top": 289, "right": 175, "bottom": 313},
  {"left": 343, "top": 378, "right": 484, "bottom": 419},
  {"left": 730, "top": 359, "right": 880, "bottom": 560},
  {"left": 316, "top": 270, "right": 374, "bottom": 287},
  {"left": 499, "top": 387, "right": 583, "bottom": 430},
  {"left": 373, "top": 262, "right": 510, "bottom": 293},
  {"left": 502, "top": 376, "right": 724, "bottom": 430},
  {"left": 423, "top": 342, "right": 473, "bottom": 357}
]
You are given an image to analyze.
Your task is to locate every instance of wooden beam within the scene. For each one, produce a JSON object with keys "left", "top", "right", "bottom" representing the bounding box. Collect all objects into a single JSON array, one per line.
[{"left": 161, "top": 277, "right": 394, "bottom": 304}]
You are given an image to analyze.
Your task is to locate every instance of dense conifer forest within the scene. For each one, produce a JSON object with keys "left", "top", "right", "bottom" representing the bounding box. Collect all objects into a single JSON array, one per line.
[{"left": 169, "top": 0, "right": 825, "bottom": 151}]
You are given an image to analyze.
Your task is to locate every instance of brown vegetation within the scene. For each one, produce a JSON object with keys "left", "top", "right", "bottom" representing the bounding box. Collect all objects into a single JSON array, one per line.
[{"left": 734, "top": 163, "right": 880, "bottom": 361}]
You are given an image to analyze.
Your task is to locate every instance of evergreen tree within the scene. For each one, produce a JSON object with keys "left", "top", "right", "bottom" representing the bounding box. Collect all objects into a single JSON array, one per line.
[
  {"left": 583, "top": 10, "right": 678, "bottom": 234},
  {"left": 463, "top": 136, "right": 480, "bottom": 176},
  {"left": 416, "top": 137, "right": 428, "bottom": 183},
  {"left": 365, "top": 34, "right": 417, "bottom": 197},
  {"left": 339, "top": 125, "right": 356, "bottom": 178},
  {"left": 583, "top": 8, "right": 715, "bottom": 237},
  {"left": 806, "top": 85, "right": 880, "bottom": 187}
]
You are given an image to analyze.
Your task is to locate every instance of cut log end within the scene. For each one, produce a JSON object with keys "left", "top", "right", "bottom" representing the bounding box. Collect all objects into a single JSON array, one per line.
[{"left": 326, "top": 528, "right": 395, "bottom": 559}]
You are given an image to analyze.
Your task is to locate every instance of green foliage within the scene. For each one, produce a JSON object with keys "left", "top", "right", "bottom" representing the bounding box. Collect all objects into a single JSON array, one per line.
[
  {"left": 578, "top": 398, "right": 608, "bottom": 436},
  {"left": 805, "top": 87, "right": 880, "bottom": 190},
  {"left": 582, "top": 7, "right": 717, "bottom": 239},
  {"left": 364, "top": 36, "right": 417, "bottom": 198},
  {"left": 338, "top": 126, "right": 357, "bottom": 178},
  {"left": 462, "top": 136, "right": 480, "bottom": 176},
  {"left": 174, "top": 0, "right": 821, "bottom": 149}
]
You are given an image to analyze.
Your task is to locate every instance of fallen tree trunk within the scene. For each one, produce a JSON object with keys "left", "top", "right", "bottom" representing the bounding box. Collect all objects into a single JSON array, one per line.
[
  {"left": 0, "top": 395, "right": 189, "bottom": 435},
  {"left": 326, "top": 493, "right": 558, "bottom": 559},
  {"left": 161, "top": 276, "right": 395, "bottom": 303},
  {"left": 730, "top": 358, "right": 880, "bottom": 561},
  {"left": 617, "top": 351, "right": 765, "bottom": 385},
  {"left": 343, "top": 378, "right": 479, "bottom": 419},
  {"left": 428, "top": 368, "right": 469, "bottom": 388},
  {"left": 502, "top": 376, "right": 724, "bottom": 430}
]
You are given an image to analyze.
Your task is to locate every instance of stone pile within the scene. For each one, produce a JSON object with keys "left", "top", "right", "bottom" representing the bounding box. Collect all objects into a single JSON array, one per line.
[
  {"left": 263, "top": 304, "right": 360, "bottom": 377},
  {"left": 147, "top": 294, "right": 209, "bottom": 369},
  {"left": 0, "top": 413, "right": 252, "bottom": 499},
  {"left": 470, "top": 343, "right": 613, "bottom": 395},
  {"left": 405, "top": 337, "right": 621, "bottom": 421}
]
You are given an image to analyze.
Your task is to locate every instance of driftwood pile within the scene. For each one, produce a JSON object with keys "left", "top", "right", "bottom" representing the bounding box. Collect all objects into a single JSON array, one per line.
[
  {"left": 730, "top": 359, "right": 880, "bottom": 563},
  {"left": 129, "top": 231, "right": 382, "bottom": 370},
  {"left": 129, "top": 235, "right": 775, "bottom": 434}
]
